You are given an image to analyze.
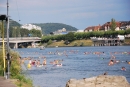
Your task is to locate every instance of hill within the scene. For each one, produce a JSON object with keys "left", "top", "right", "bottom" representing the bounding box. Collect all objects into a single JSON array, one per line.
[
  {"left": 3, "top": 19, "right": 21, "bottom": 28},
  {"left": 33, "top": 23, "right": 78, "bottom": 34},
  {"left": 9, "top": 19, "right": 21, "bottom": 27},
  {"left": 4, "top": 19, "right": 78, "bottom": 34}
]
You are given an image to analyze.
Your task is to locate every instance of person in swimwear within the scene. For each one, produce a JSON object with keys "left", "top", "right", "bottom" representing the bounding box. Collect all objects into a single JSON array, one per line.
[
  {"left": 43, "top": 59, "right": 47, "bottom": 65},
  {"left": 108, "top": 60, "right": 114, "bottom": 66},
  {"left": 121, "top": 67, "right": 126, "bottom": 71},
  {"left": 126, "top": 61, "right": 130, "bottom": 65}
]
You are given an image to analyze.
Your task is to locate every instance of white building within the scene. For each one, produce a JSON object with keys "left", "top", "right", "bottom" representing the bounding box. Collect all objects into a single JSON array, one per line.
[
  {"left": 21, "top": 24, "right": 41, "bottom": 30},
  {"left": 77, "top": 30, "right": 84, "bottom": 32}
]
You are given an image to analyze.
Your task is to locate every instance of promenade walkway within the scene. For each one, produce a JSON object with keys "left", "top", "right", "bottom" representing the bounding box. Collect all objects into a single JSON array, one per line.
[{"left": 0, "top": 76, "right": 17, "bottom": 87}]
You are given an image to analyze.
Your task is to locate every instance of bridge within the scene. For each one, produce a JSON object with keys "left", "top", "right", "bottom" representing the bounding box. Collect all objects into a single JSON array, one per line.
[{"left": 0, "top": 37, "right": 41, "bottom": 48}]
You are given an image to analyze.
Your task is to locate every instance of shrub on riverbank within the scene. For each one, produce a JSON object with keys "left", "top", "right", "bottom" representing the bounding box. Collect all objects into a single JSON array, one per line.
[
  {"left": 0, "top": 49, "right": 33, "bottom": 87},
  {"left": 124, "top": 39, "right": 130, "bottom": 45},
  {"left": 47, "top": 39, "right": 93, "bottom": 47}
]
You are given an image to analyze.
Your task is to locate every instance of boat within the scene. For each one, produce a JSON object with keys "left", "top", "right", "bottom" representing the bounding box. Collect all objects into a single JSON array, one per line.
[{"left": 40, "top": 46, "right": 45, "bottom": 50}]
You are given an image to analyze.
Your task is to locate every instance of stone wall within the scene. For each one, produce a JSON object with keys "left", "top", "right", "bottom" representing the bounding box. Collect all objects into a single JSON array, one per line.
[{"left": 66, "top": 75, "right": 130, "bottom": 87}]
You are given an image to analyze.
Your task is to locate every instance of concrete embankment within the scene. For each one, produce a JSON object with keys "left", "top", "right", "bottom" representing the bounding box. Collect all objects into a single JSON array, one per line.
[{"left": 66, "top": 75, "right": 130, "bottom": 87}]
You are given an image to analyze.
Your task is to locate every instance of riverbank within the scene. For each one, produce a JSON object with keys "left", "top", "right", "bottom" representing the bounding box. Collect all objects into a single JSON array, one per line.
[
  {"left": 44, "top": 39, "right": 130, "bottom": 47},
  {"left": 46, "top": 39, "right": 93, "bottom": 47},
  {"left": 0, "top": 49, "right": 33, "bottom": 87}
]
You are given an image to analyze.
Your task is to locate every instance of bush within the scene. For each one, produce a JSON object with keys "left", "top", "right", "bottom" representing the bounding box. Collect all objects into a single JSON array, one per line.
[
  {"left": 80, "top": 42, "right": 84, "bottom": 46},
  {"left": 47, "top": 39, "right": 52, "bottom": 45},
  {"left": 74, "top": 42, "right": 78, "bottom": 46}
]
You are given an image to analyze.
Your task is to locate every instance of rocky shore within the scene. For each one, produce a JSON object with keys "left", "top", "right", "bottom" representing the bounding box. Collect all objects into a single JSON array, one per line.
[{"left": 66, "top": 75, "right": 130, "bottom": 87}]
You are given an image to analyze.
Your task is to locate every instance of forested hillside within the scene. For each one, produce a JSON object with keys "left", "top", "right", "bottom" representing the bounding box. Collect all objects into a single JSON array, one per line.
[
  {"left": 6, "top": 19, "right": 78, "bottom": 35},
  {"left": 33, "top": 23, "right": 78, "bottom": 34},
  {"left": 9, "top": 19, "right": 21, "bottom": 27}
]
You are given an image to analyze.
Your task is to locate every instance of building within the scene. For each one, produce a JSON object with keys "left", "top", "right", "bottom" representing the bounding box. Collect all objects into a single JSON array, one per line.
[
  {"left": 84, "top": 25, "right": 101, "bottom": 32},
  {"left": 21, "top": 24, "right": 41, "bottom": 30},
  {"left": 77, "top": 30, "right": 84, "bottom": 32},
  {"left": 84, "top": 21, "right": 130, "bottom": 32}
]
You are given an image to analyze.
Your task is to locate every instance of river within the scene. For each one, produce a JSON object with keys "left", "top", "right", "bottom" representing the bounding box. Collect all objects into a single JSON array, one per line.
[{"left": 13, "top": 46, "right": 130, "bottom": 87}]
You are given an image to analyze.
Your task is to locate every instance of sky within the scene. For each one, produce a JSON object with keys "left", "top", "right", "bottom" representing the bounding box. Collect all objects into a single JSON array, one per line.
[{"left": 0, "top": 0, "right": 130, "bottom": 30}]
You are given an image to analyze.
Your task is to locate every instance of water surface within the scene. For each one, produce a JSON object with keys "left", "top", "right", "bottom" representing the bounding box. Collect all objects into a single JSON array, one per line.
[{"left": 14, "top": 46, "right": 130, "bottom": 87}]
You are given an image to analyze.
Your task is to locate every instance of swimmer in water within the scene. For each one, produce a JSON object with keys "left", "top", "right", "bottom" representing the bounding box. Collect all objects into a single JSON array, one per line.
[
  {"left": 43, "top": 59, "right": 47, "bottom": 65},
  {"left": 108, "top": 60, "right": 114, "bottom": 66},
  {"left": 121, "top": 67, "right": 126, "bottom": 71}
]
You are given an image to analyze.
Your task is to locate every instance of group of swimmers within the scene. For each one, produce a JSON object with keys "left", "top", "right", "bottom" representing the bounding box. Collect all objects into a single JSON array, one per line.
[
  {"left": 19, "top": 50, "right": 130, "bottom": 71},
  {"left": 108, "top": 54, "right": 129, "bottom": 71},
  {"left": 26, "top": 58, "right": 63, "bottom": 68},
  {"left": 27, "top": 58, "right": 47, "bottom": 68}
]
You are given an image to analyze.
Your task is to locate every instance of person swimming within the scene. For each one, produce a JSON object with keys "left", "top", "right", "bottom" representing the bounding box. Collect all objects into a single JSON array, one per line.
[
  {"left": 43, "top": 59, "right": 47, "bottom": 65},
  {"left": 121, "top": 67, "right": 126, "bottom": 71},
  {"left": 108, "top": 60, "right": 114, "bottom": 66}
]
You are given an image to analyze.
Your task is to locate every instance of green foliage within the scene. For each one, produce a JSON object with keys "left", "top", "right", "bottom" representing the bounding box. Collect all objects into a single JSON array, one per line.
[
  {"left": 80, "top": 42, "right": 84, "bottom": 46},
  {"left": 0, "top": 65, "right": 3, "bottom": 76},
  {"left": 47, "top": 39, "right": 52, "bottom": 45},
  {"left": 74, "top": 32, "right": 84, "bottom": 40},
  {"left": 117, "top": 30, "right": 125, "bottom": 35},
  {"left": 20, "top": 28, "right": 30, "bottom": 37},
  {"left": 34, "top": 23, "right": 78, "bottom": 34},
  {"left": 9, "top": 19, "right": 21, "bottom": 27},
  {"left": 125, "top": 29, "right": 130, "bottom": 35},
  {"left": 0, "top": 49, "right": 33, "bottom": 86},
  {"left": 41, "top": 29, "right": 130, "bottom": 44},
  {"left": 0, "top": 22, "right": 2, "bottom": 38},
  {"left": 65, "top": 32, "right": 75, "bottom": 42},
  {"left": 0, "top": 50, "right": 4, "bottom": 76},
  {"left": 110, "top": 18, "right": 116, "bottom": 31},
  {"left": 74, "top": 42, "right": 77, "bottom": 46},
  {"left": 8, "top": 27, "right": 42, "bottom": 37},
  {"left": 30, "top": 29, "right": 42, "bottom": 37}
]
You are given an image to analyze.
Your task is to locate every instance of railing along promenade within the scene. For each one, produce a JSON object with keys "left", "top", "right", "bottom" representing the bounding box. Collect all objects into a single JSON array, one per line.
[
  {"left": 90, "top": 37, "right": 123, "bottom": 46},
  {"left": 90, "top": 37, "right": 120, "bottom": 41}
]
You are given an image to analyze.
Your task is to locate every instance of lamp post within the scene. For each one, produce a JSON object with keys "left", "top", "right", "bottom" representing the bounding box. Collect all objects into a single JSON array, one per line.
[{"left": 6, "top": 0, "right": 10, "bottom": 79}]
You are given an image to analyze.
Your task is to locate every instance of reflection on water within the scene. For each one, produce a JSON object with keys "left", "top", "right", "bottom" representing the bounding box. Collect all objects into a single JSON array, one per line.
[{"left": 14, "top": 46, "right": 130, "bottom": 87}]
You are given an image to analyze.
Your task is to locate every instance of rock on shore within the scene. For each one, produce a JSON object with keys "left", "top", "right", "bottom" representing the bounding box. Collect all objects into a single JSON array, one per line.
[{"left": 66, "top": 75, "right": 130, "bottom": 87}]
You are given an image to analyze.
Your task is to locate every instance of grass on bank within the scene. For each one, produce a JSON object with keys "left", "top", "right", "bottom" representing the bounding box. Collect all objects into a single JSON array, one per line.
[
  {"left": 47, "top": 39, "right": 93, "bottom": 47},
  {"left": 47, "top": 38, "right": 130, "bottom": 47},
  {"left": 0, "top": 49, "right": 33, "bottom": 87},
  {"left": 124, "top": 38, "right": 130, "bottom": 45}
]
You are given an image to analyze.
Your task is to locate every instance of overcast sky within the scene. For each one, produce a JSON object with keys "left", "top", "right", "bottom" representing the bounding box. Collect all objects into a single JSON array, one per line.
[{"left": 0, "top": 0, "right": 130, "bottom": 29}]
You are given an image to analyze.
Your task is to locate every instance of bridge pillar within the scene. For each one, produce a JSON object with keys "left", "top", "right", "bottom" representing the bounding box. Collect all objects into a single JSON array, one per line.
[{"left": 14, "top": 42, "right": 18, "bottom": 49}]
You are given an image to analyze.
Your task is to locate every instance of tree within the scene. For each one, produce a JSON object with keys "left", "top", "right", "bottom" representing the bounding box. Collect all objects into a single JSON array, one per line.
[
  {"left": 110, "top": 18, "right": 116, "bottom": 31},
  {"left": 0, "top": 22, "right": 2, "bottom": 38},
  {"left": 65, "top": 32, "right": 75, "bottom": 42}
]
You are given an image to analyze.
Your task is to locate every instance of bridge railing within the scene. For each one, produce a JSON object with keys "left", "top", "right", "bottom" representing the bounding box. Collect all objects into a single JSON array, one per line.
[{"left": 0, "top": 37, "right": 41, "bottom": 40}]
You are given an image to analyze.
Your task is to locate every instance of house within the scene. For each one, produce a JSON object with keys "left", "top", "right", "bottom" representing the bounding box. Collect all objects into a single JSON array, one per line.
[
  {"left": 84, "top": 25, "right": 100, "bottom": 32},
  {"left": 100, "top": 22, "right": 111, "bottom": 31},
  {"left": 100, "top": 21, "right": 130, "bottom": 31},
  {"left": 84, "top": 20, "right": 130, "bottom": 32},
  {"left": 120, "top": 21, "right": 130, "bottom": 30}
]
